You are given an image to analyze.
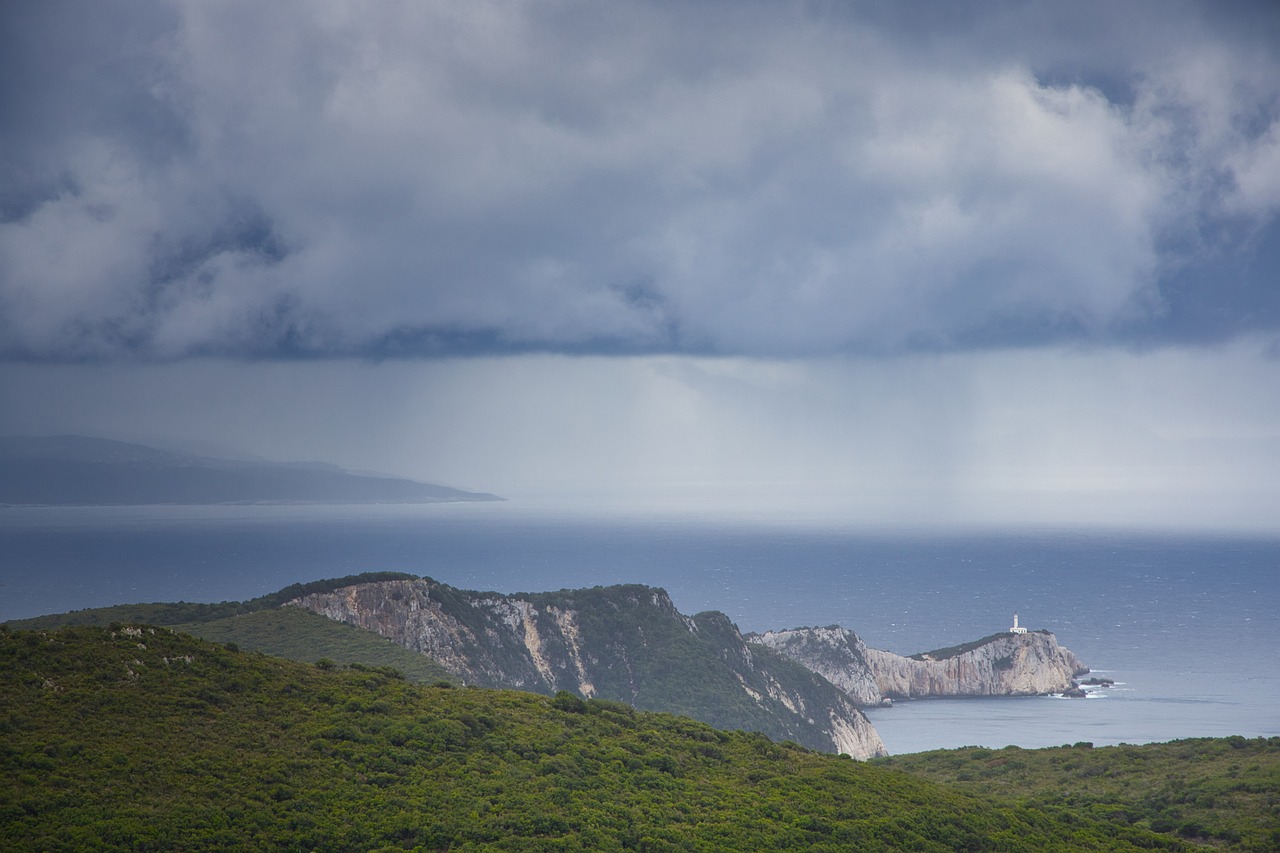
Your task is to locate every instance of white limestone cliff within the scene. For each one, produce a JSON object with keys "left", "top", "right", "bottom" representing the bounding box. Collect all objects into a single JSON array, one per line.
[
  {"left": 750, "top": 625, "right": 884, "bottom": 705},
  {"left": 754, "top": 626, "right": 1088, "bottom": 704},
  {"left": 289, "top": 578, "right": 887, "bottom": 759}
]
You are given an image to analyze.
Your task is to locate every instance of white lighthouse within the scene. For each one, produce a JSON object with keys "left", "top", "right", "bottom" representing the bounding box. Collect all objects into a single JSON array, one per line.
[{"left": 1009, "top": 613, "right": 1027, "bottom": 635}]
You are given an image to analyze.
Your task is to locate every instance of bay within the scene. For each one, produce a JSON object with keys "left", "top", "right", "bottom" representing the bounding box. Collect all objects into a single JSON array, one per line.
[{"left": 2, "top": 501, "right": 1276, "bottom": 755}]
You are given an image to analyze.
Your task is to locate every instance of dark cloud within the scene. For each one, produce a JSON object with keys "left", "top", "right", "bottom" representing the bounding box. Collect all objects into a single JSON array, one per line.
[
  {"left": 2, "top": 0, "right": 1279, "bottom": 361},
  {"left": 0, "top": 1, "right": 187, "bottom": 216}
]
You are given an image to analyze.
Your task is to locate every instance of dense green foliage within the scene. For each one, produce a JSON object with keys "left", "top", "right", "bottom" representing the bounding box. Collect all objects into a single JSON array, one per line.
[
  {"left": 174, "top": 606, "right": 459, "bottom": 685},
  {"left": 877, "top": 740, "right": 1280, "bottom": 850},
  {"left": 6, "top": 572, "right": 419, "bottom": 629},
  {"left": 9, "top": 577, "right": 877, "bottom": 753},
  {"left": 2, "top": 625, "right": 1186, "bottom": 851}
]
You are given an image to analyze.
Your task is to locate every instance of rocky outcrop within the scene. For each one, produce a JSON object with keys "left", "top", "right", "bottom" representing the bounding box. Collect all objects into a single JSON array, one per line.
[
  {"left": 290, "top": 578, "right": 887, "bottom": 759},
  {"left": 749, "top": 625, "right": 884, "bottom": 705},
  {"left": 754, "top": 626, "right": 1088, "bottom": 703},
  {"left": 866, "top": 631, "right": 1089, "bottom": 699}
]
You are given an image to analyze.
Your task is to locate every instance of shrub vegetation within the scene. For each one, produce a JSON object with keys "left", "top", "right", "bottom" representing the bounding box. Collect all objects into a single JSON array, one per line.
[
  {"left": 173, "top": 606, "right": 459, "bottom": 685},
  {"left": 5, "top": 571, "right": 418, "bottom": 630},
  {"left": 877, "top": 738, "right": 1280, "bottom": 851},
  {"left": 0, "top": 625, "right": 1192, "bottom": 851}
]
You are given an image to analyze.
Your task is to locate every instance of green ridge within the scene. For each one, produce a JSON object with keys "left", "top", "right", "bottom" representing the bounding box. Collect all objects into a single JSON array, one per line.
[
  {"left": 8, "top": 577, "right": 878, "bottom": 753},
  {"left": 5, "top": 571, "right": 419, "bottom": 629},
  {"left": 174, "top": 607, "right": 459, "bottom": 685},
  {"left": 876, "top": 740, "right": 1280, "bottom": 851},
  {"left": 1, "top": 625, "right": 1187, "bottom": 851}
]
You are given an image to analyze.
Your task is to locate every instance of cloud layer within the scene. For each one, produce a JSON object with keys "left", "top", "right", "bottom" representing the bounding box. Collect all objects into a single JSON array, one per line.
[{"left": 3, "top": 0, "right": 1280, "bottom": 360}]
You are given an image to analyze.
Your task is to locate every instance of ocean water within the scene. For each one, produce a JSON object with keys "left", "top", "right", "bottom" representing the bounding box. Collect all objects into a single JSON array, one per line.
[{"left": 2, "top": 502, "right": 1276, "bottom": 755}]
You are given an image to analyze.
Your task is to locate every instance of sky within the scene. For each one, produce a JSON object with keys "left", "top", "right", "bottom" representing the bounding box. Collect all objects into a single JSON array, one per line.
[{"left": 2, "top": 0, "right": 1280, "bottom": 528}]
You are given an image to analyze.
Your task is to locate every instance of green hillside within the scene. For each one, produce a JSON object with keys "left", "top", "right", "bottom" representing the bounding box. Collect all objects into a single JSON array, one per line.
[
  {"left": 876, "top": 740, "right": 1280, "bottom": 851},
  {"left": 1, "top": 625, "right": 1184, "bottom": 851},
  {"left": 174, "top": 606, "right": 459, "bottom": 685},
  {"left": 15, "top": 577, "right": 885, "bottom": 754},
  {"left": 5, "top": 571, "right": 419, "bottom": 630},
  {"left": 4, "top": 574, "right": 459, "bottom": 683}
]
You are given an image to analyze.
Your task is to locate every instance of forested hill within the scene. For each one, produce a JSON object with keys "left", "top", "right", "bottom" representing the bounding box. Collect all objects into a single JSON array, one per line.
[
  {"left": 878, "top": 739, "right": 1280, "bottom": 851},
  {"left": 0, "top": 624, "right": 1189, "bottom": 851},
  {"left": 6, "top": 575, "right": 885, "bottom": 757},
  {"left": 0, "top": 575, "right": 1099, "bottom": 762},
  {"left": 0, "top": 434, "right": 502, "bottom": 505},
  {"left": 289, "top": 577, "right": 887, "bottom": 757}
]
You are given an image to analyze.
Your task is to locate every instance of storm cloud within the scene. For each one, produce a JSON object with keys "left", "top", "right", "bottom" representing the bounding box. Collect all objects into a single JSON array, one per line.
[{"left": 4, "top": 0, "right": 1280, "bottom": 361}]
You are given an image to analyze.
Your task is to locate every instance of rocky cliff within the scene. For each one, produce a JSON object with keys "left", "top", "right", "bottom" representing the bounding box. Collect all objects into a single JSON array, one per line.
[
  {"left": 750, "top": 626, "right": 885, "bottom": 705},
  {"left": 753, "top": 626, "right": 1088, "bottom": 703},
  {"left": 290, "top": 578, "right": 887, "bottom": 759}
]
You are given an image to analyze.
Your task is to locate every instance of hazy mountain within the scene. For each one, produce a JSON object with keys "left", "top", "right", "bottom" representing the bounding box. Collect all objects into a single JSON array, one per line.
[{"left": 0, "top": 435, "right": 502, "bottom": 505}]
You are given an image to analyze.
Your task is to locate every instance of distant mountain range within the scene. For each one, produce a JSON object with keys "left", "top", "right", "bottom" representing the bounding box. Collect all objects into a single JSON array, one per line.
[{"left": 0, "top": 435, "right": 502, "bottom": 506}]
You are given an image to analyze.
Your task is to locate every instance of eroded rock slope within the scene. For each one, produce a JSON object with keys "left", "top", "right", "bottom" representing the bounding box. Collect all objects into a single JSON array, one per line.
[{"left": 291, "top": 578, "right": 886, "bottom": 758}]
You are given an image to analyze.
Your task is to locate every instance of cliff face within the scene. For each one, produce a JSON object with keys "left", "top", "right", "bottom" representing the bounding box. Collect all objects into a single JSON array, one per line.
[
  {"left": 749, "top": 626, "right": 884, "bottom": 705},
  {"left": 867, "top": 632, "right": 1089, "bottom": 699},
  {"left": 290, "top": 578, "right": 887, "bottom": 759},
  {"left": 754, "top": 626, "right": 1088, "bottom": 703}
]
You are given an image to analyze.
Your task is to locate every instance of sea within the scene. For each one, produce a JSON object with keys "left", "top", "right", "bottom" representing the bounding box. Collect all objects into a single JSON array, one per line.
[{"left": 2, "top": 500, "right": 1277, "bottom": 756}]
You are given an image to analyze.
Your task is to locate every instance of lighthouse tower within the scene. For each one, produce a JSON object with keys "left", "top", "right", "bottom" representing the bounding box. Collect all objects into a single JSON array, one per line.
[{"left": 1009, "top": 613, "right": 1028, "bottom": 635}]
